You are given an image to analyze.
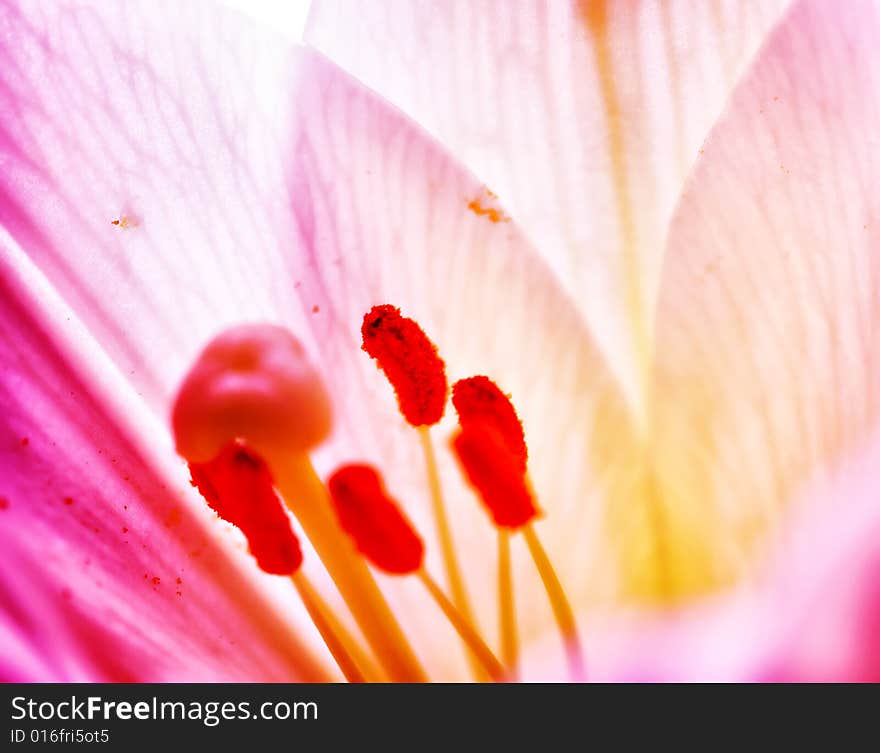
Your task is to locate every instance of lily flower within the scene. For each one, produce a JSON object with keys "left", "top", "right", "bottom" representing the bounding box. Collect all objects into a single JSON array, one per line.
[{"left": 1, "top": 0, "right": 878, "bottom": 682}]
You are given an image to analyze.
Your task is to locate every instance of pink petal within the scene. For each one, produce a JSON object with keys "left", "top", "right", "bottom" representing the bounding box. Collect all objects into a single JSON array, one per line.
[
  {"left": 647, "top": 0, "right": 880, "bottom": 596},
  {"left": 755, "top": 431, "right": 880, "bottom": 682},
  {"left": 305, "top": 0, "right": 791, "bottom": 406},
  {"left": 0, "top": 234, "right": 329, "bottom": 680},
  {"left": 284, "top": 50, "right": 631, "bottom": 678}
]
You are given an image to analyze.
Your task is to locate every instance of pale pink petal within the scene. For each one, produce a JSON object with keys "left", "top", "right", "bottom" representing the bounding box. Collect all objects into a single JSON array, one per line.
[
  {"left": 645, "top": 0, "right": 880, "bottom": 598},
  {"left": 305, "top": 0, "right": 792, "bottom": 407},
  {"left": 283, "top": 50, "right": 632, "bottom": 679},
  {"left": 0, "top": 0, "right": 308, "bottom": 412},
  {"left": 565, "top": 429, "right": 880, "bottom": 682},
  {"left": 0, "top": 234, "right": 329, "bottom": 680},
  {"left": 218, "top": 0, "right": 311, "bottom": 39},
  {"left": 756, "top": 431, "right": 880, "bottom": 682}
]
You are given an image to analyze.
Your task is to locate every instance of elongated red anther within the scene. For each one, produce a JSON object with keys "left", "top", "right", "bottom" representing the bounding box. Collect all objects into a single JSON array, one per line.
[
  {"left": 452, "top": 424, "right": 538, "bottom": 529},
  {"left": 452, "top": 376, "right": 528, "bottom": 473},
  {"left": 327, "top": 465, "right": 425, "bottom": 574},
  {"left": 361, "top": 305, "right": 447, "bottom": 426},
  {"left": 189, "top": 441, "right": 303, "bottom": 575}
]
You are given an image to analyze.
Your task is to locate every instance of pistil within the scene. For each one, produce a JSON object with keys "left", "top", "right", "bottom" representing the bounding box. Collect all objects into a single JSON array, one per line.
[{"left": 172, "top": 325, "right": 425, "bottom": 682}]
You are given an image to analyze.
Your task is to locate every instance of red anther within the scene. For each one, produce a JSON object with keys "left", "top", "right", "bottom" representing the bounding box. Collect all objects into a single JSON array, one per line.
[
  {"left": 361, "top": 305, "right": 447, "bottom": 426},
  {"left": 452, "top": 424, "right": 538, "bottom": 529},
  {"left": 327, "top": 464, "right": 425, "bottom": 575},
  {"left": 188, "top": 441, "right": 302, "bottom": 575},
  {"left": 452, "top": 376, "right": 527, "bottom": 473}
]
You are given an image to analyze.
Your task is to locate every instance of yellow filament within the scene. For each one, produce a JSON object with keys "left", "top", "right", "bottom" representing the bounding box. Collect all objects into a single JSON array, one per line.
[
  {"left": 291, "top": 571, "right": 368, "bottom": 683},
  {"left": 523, "top": 524, "right": 585, "bottom": 680},
  {"left": 497, "top": 529, "right": 519, "bottom": 679},
  {"left": 273, "top": 453, "right": 426, "bottom": 682},
  {"left": 417, "top": 569, "right": 505, "bottom": 683},
  {"left": 418, "top": 426, "right": 485, "bottom": 681}
]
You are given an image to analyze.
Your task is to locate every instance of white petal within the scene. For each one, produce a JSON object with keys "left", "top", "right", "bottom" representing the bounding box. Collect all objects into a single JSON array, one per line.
[
  {"left": 645, "top": 0, "right": 880, "bottom": 597},
  {"left": 305, "top": 0, "right": 792, "bottom": 408}
]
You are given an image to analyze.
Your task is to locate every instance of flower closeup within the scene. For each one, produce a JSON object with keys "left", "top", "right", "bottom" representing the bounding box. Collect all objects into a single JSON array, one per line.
[{"left": 1, "top": 0, "right": 879, "bottom": 683}]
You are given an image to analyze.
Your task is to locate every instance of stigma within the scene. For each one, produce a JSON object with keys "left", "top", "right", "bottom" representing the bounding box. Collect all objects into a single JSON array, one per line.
[{"left": 172, "top": 323, "right": 332, "bottom": 464}]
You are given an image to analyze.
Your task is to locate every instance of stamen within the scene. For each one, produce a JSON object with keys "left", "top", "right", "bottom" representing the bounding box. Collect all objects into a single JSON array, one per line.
[
  {"left": 291, "top": 572, "right": 366, "bottom": 683},
  {"left": 289, "top": 573, "right": 385, "bottom": 682},
  {"left": 361, "top": 305, "right": 447, "bottom": 427},
  {"left": 185, "top": 439, "right": 370, "bottom": 681},
  {"left": 523, "top": 524, "right": 585, "bottom": 681},
  {"left": 175, "top": 320, "right": 586, "bottom": 682},
  {"left": 327, "top": 464, "right": 424, "bottom": 574},
  {"left": 454, "top": 376, "right": 526, "bottom": 678},
  {"left": 451, "top": 423, "right": 539, "bottom": 529},
  {"left": 275, "top": 457, "right": 426, "bottom": 682},
  {"left": 328, "top": 464, "right": 504, "bottom": 682},
  {"left": 497, "top": 529, "right": 519, "bottom": 679},
  {"left": 451, "top": 388, "right": 584, "bottom": 680},
  {"left": 452, "top": 376, "right": 527, "bottom": 473},
  {"left": 173, "top": 324, "right": 426, "bottom": 682},
  {"left": 418, "top": 426, "right": 484, "bottom": 680},
  {"left": 187, "top": 441, "right": 302, "bottom": 575},
  {"left": 417, "top": 569, "right": 506, "bottom": 683},
  {"left": 361, "top": 305, "right": 480, "bottom": 677}
]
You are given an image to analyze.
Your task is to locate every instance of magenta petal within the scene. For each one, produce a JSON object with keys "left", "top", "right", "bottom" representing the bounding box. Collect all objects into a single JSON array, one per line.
[
  {"left": 0, "top": 235, "right": 330, "bottom": 681},
  {"left": 756, "top": 432, "right": 880, "bottom": 682}
]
